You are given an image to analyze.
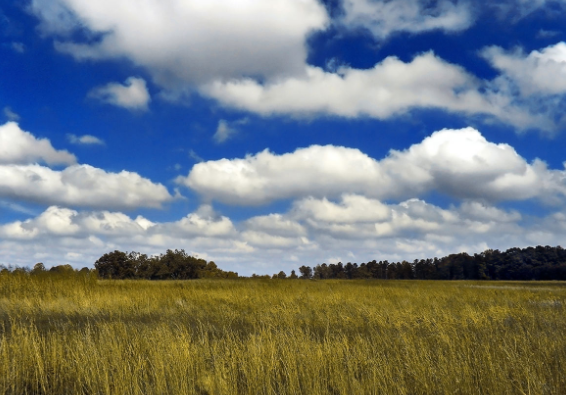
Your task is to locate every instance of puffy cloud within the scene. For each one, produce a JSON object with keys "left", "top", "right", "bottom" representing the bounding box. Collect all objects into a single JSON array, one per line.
[
  {"left": 30, "top": 0, "right": 328, "bottom": 86},
  {"left": 154, "top": 205, "right": 236, "bottom": 238},
  {"left": 482, "top": 42, "right": 566, "bottom": 96},
  {"left": 292, "top": 196, "right": 457, "bottom": 239},
  {"left": 0, "top": 205, "right": 243, "bottom": 270},
  {"left": 201, "top": 52, "right": 538, "bottom": 128},
  {"left": 0, "top": 205, "right": 232, "bottom": 241},
  {"left": 0, "top": 122, "right": 173, "bottom": 210},
  {"left": 179, "top": 144, "right": 381, "bottom": 205},
  {"left": 180, "top": 127, "right": 566, "bottom": 205},
  {"left": 0, "top": 122, "right": 76, "bottom": 166},
  {"left": 0, "top": 164, "right": 172, "bottom": 209},
  {"left": 67, "top": 134, "right": 104, "bottom": 145},
  {"left": 88, "top": 77, "right": 151, "bottom": 110},
  {"left": 292, "top": 195, "right": 391, "bottom": 224},
  {"left": 28, "top": 0, "right": 561, "bottom": 129},
  {"left": 244, "top": 214, "right": 306, "bottom": 237},
  {"left": 340, "top": 0, "right": 473, "bottom": 39}
]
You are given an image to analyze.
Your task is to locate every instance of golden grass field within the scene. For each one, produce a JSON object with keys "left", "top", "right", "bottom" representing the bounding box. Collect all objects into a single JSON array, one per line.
[{"left": 0, "top": 272, "right": 565, "bottom": 394}]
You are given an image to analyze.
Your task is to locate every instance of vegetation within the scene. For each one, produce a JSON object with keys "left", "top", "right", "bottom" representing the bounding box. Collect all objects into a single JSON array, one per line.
[
  {"left": 6, "top": 244, "right": 564, "bottom": 282},
  {"left": 1, "top": 271, "right": 565, "bottom": 394},
  {"left": 93, "top": 249, "right": 238, "bottom": 280},
  {"left": 294, "top": 245, "right": 566, "bottom": 281}
]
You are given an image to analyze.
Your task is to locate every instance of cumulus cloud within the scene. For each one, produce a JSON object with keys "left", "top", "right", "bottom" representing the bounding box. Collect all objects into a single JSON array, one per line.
[
  {"left": 0, "top": 164, "right": 173, "bottom": 210},
  {"left": 201, "top": 52, "right": 541, "bottom": 129},
  {"left": 88, "top": 77, "right": 151, "bottom": 110},
  {"left": 30, "top": 0, "right": 328, "bottom": 87},
  {"left": 0, "top": 205, "right": 232, "bottom": 241},
  {"left": 67, "top": 133, "right": 104, "bottom": 145},
  {"left": 482, "top": 42, "right": 566, "bottom": 96},
  {"left": 0, "top": 122, "right": 76, "bottom": 165},
  {"left": 0, "top": 205, "right": 243, "bottom": 270},
  {"left": 180, "top": 127, "right": 566, "bottom": 206},
  {"left": 244, "top": 214, "right": 306, "bottom": 237},
  {"left": 28, "top": 0, "right": 562, "bottom": 129},
  {"left": 0, "top": 122, "right": 172, "bottom": 210},
  {"left": 339, "top": 0, "right": 473, "bottom": 39}
]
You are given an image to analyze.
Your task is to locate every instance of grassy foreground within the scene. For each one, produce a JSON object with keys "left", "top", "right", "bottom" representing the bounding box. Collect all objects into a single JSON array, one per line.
[{"left": 0, "top": 274, "right": 565, "bottom": 394}]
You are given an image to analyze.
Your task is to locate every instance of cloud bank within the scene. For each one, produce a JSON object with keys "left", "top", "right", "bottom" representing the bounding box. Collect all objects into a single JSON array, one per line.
[
  {"left": 2, "top": 125, "right": 566, "bottom": 274},
  {"left": 180, "top": 127, "right": 566, "bottom": 205}
]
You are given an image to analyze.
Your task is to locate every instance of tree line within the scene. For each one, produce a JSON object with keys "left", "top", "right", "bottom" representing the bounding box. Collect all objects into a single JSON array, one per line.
[
  {"left": 2, "top": 245, "right": 566, "bottom": 281},
  {"left": 94, "top": 249, "right": 238, "bottom": 279},
  {"left": 0, "top": 249, "right": 238, "bottom": 280},
  {"left": 287, "top": 245, "right": 566, "bottom": 280}
]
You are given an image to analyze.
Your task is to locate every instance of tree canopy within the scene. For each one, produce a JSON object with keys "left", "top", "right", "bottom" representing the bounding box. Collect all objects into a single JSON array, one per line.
[
  {"left": 289, "top": 245, "right": 566, "bottom": 281},
  {"left": 94, "top": 249, "right": 238, "bottom": 280}
]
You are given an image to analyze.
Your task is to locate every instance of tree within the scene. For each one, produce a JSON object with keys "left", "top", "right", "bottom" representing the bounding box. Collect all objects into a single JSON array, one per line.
[
  {"left": 289, "top": 270, "right": 298, "bottom": 279},
  {"left": 277, "top": 271, "right": 287, "bottom": 279},
  {"left": 49, "top": 265, "right": 75, "bottom": 276},
  {"left": 31, "top": 262, "right": 46, "bottom": 275},
  {"left": 95, "top": 250, "right": 129, "bottom": 279},
  {"left": 298, "top": 265, "right": 313, "bottom": 279}
]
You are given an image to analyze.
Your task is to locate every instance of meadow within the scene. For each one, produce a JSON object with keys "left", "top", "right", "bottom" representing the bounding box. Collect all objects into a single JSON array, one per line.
[{"left": 0, "top": 272, "right": 565, "bottom": 394}]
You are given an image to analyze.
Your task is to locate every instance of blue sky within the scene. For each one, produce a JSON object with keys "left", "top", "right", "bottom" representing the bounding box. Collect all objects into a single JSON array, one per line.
[{"left": 1, "top": 0, "right": 566, "bottom": 275}]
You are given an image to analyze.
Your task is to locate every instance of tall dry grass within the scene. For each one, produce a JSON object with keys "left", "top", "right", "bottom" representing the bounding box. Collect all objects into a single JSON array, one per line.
[{"left": 0, "top": 272, "right": 565, "bottom": 394}]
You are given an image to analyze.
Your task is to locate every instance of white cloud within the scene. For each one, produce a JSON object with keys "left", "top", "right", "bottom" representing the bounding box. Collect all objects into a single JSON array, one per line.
[
  {"left": 0, "top": 122, "right": 76, "bottom": 166},
  {"left": 180, "top": 127, "right": 566, "bottom": 206},
  {"left": 491, "top": 0, "right": 566, "bottom": 20},
  {"left": 201, "top": 52, "right": 540, "bottom": 129},
  {"left": 28, "top": 0, "right": 563, "bottom": 130},
  {"left": 292, "top": 195, "right": 391, "bottom": 224},
  {"left": 179, "top": 144, "right": 380, "bottom": 205},
  {"left": 244, "top": 214, "right": 306, "bottom": 237},
  {"left": 482, "top": 42, "right": 566, "bottom": 96},
  {"left": 155, "top": 205, "right": 236, "bottom": 238},
  {"left": 0, "top": 164, "right": 173, "bottom": 210},
  {"left": 88, "top": 77, "right": 151, "bottom": 110},
  {"left": 0, "top": 196, "right": 555, "bottom": 276},
  {"left": 0, "top": 205, "right": 245, "bottom": 270},
  {"left": 67, "top": 134, "right": 104, "bottom": 145},
  {"left": 0, "top": 122, "right": 173, "bottom": 210},
  {"left": 340, "top": 0, "right": 473, "bottom": 39},
  {"left": 31, "top": 0, "right": 328, "bottom": 87}
]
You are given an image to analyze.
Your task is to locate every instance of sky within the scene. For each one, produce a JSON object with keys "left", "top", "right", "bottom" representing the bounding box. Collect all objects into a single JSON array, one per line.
[{"left": 1, "top": 0, "right": 566, "bottom": 275}]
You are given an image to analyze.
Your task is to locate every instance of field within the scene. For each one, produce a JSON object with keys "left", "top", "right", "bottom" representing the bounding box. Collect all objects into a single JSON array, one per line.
[{"left": 0, "top": 273, "right": 565, "bottom": 394}]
